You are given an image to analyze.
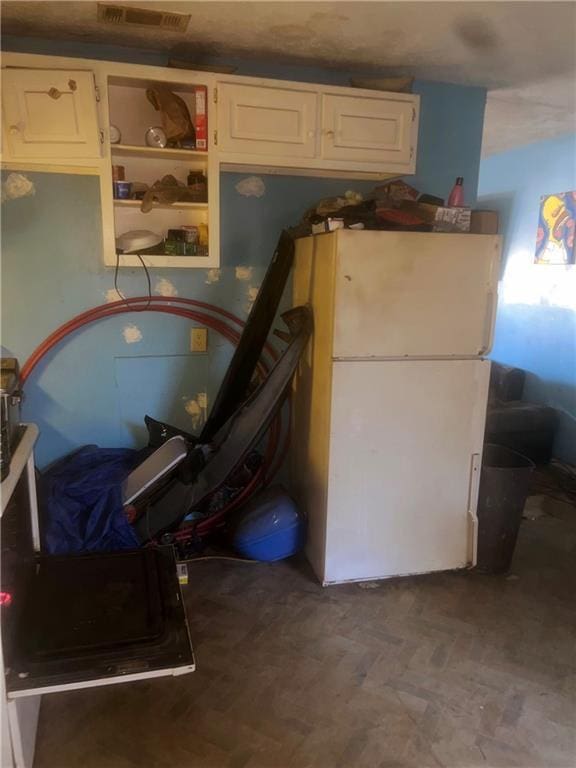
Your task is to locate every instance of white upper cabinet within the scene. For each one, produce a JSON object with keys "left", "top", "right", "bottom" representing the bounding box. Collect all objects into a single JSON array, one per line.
[
  {"left": 0, "top": 52, "right": 423, "bottom": 269},
  {"left": 2, "top": 69, "right": 101, "bottom": 161},
  {"left": 1, "top": 54, "right": 420, "bottom": 180},
  {"left": 320, "top": 92, "right": 417, "bottom": 170},
  {"left": 216, "top": 82, "right": 318, "bottom": 159},
  {"left": 217, "top": 79, "right": 419, "bottom": 175}
]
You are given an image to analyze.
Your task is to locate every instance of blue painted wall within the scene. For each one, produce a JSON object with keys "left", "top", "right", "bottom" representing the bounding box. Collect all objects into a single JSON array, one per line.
[
  {"left": 478, "top": 134, "right": 576, "bottom": 463},
  {"left": 1, "top": 38, "right": 487, "bottom": 467}
]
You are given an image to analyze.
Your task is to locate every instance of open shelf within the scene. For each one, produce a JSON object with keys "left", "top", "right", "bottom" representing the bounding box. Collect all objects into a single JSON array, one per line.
[
  {"left": 113, "top": 199, "right": 208, "bottom": 210},
  {"left": 111, "top": 144, "right": 208, "bottom": 161},
  {"left": 105, "top": 75, "right": 215, "bottom": 268}
]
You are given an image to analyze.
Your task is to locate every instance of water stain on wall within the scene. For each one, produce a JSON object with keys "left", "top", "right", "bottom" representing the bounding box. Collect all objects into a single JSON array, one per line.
[
  {"left": 235, "top": 176, "right": 266, "bottom": 198},
  {"left": 105, "top": 288, "right": 121, "bottom": 303},
  {"left": 154, "top": 277, "right": 178, "bottom": 297},
  {"left": 122, "top": 323, "right": 143, "bottom": 344},
  {"left": 184, "top": 391, "right": 208, "bottom": 431},
  {"left": 245, "top": 285, "right": 260, "bottom": 313},
  {"left": 205, "top": 267, "right": 221, "bottom": 284},
  {"left": 235, "top": 265, "right": 253, "bottom": 281},
  {"left": 1, "top": 172, "right": 35, "bottom": 203}
]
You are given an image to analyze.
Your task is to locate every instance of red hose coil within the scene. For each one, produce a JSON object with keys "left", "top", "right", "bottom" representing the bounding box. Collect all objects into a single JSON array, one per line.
[
  {"left": 21, "top": 296, "right": 291, "bottom": 535},
  {"left": 21, "top": 296, "right": 279, "bottom": 383}
]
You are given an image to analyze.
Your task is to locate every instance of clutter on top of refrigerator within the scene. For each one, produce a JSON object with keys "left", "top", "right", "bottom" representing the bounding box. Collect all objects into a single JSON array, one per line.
[{"left": 292, "top": 177, "right": 498, "bottom": 238}]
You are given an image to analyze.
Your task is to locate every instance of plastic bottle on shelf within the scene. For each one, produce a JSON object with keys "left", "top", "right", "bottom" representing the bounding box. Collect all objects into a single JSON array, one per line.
[{"left": 447, "top": 177, "right": 464, "bottom": 207}]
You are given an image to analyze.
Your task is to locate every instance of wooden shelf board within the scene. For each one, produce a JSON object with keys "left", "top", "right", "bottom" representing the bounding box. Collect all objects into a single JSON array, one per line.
[
  {"left": 113, "top": 199, "right": 208, "bottom": 210},
  {"left": 111, "top": 144, "right": 208, "bottom": 161}
]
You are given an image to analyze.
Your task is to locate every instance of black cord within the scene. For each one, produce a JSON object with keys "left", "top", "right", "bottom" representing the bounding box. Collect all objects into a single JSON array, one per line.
[
  {"left": 114, "top": 250, "right": 152, "bottom": 311},
  {"left": 114, "top": 249, "right": 129, "bottom": 306},
  {"left": 136, "top": 253, "right": 152, "bottom": 310}
]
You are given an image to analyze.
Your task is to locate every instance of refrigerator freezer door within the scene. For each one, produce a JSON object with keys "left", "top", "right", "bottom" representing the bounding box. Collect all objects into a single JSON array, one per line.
[
  {"left": 324, "top": 359, "right": 490, "bottom": 584},
  {"left": 331, "top": 230, "right": 500, "bottom": 359}
]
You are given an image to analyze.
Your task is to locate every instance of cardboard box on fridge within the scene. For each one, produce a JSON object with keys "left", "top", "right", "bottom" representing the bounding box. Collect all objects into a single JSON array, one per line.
[
  {"left": 433, "top": 206, "right": 471, "bottom": 233},
  {"left": 398, "top": 201, "right": 471, "bottom": 232},
  {"left": 470, "top": 210, "right": 499, "bottom": 234},
  {"left": 311, "top": 217, "right": 345, "bottom": 234}
]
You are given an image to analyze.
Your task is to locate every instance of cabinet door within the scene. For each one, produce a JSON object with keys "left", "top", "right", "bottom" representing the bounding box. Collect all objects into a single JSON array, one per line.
[
  {"left": 217, "top": 82, "right": 317, "bottom": 160},
  {"left": 2, "top": 69, "right": 101, "bottom": 160},
  {"left": 320, "top": 92, "right": 417, "bottom": 170}
]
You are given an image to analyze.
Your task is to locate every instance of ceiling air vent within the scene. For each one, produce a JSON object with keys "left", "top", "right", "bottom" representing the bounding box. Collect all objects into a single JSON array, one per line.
[{"left": 97, "top": 4, "right": 190, "bottom": 32}]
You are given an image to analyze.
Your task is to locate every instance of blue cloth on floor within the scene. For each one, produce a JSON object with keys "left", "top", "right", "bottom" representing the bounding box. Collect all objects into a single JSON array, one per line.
[{"left": 41, "top": 446, "right": 145, "bottom": 555}]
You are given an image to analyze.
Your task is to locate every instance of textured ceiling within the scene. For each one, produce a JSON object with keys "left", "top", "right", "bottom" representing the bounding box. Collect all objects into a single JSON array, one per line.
[{"left": 2, "top": 1, "right": 575, "bottom": 154}]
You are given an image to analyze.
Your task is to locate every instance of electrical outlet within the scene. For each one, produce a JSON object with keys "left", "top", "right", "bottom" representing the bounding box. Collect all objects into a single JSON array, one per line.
[{"left": 190, "top": 327, "right": 207, "bottom": 353}]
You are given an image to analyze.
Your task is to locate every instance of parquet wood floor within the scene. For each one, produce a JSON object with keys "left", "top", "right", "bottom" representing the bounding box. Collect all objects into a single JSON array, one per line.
[{"left": 34, "top": 496, "right": 575, "bottom": 768}]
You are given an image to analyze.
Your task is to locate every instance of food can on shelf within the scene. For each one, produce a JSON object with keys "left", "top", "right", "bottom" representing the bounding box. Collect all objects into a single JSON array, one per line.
[
  {"left": 180, "top": 225, "right": 199, "bottom": 244},
  {"left": 164, "top": 241, "right": 186, "bottom": 255},
  {"left": 113, "top": 181, "right": 132, "bottom": 199},
  {"left": 112, "top": 165, "right": 125, "bottom": 181}
]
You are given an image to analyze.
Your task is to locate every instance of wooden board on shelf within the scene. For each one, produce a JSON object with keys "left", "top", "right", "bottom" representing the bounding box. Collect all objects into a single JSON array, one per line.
[
  {"left": 113, "top": 199, "right": 208, "bottom": 210},
  {"left": 109, "top": 155, "right": 207, "bottom": 189},
  {"left": 111, "top": 144, "right": 208, "bottom": 161}
]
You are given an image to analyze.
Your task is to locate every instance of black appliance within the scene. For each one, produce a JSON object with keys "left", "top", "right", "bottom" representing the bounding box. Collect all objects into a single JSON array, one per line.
[{"left": 1, "top": 459, "right": 194, "bottom": 698}]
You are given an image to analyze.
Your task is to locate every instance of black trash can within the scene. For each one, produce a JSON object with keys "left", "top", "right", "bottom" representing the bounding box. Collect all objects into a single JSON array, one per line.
[{"left": 476, "top": 444, "right": 535, "bottom": 574}]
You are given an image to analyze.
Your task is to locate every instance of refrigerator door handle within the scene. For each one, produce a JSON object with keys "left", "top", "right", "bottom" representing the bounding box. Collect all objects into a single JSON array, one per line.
[{"left": 466, "top": 452, "right": 482, "bottom": 566}]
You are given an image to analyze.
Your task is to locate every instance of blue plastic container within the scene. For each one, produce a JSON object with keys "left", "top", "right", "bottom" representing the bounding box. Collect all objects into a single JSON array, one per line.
[{"left": 232, "top": 486, "right": 305, "bottom": 562}]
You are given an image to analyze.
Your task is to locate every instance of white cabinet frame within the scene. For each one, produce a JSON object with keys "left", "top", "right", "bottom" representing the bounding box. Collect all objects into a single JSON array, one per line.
[
  {"left": 1, "top": 52, "right": 421, "bottom": 268},
  {"left": 1, "top": 52, "right": 220, "bottom": 269},
  {"left": 216, "top": 74, "right": 419, "bottom": 177}
]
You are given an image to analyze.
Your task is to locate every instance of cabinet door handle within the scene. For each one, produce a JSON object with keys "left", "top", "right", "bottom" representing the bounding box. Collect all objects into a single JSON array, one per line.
[
  {"left": 9, "top": 124, "right": 21, "bottom": 135},
  {"left": 48, "top": 87, "right": 62, "bottom": 100}
]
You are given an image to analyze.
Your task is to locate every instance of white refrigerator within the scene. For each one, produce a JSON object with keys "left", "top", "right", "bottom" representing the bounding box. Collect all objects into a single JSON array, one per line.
[{"left": 291, "top": 230, "right": 501, "bottom": 585}]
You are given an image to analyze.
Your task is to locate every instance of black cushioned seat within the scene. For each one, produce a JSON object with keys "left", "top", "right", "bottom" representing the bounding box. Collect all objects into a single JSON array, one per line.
[
  {"left": 486, "top": 363, "right": 558, "bottom": 464},
  {"left": 485, "top": 401, "right": 558, "bottom": 464}
]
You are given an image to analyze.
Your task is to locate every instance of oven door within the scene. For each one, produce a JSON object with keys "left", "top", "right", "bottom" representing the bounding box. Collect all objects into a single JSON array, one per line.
[{"left": 3, "top": 546, "right": 194, "bottom": 698}]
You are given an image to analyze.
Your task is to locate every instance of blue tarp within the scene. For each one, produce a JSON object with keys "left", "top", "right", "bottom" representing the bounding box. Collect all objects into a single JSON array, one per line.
[{"left": 41, "top": 446, "right": 145, "bottom": 555}]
